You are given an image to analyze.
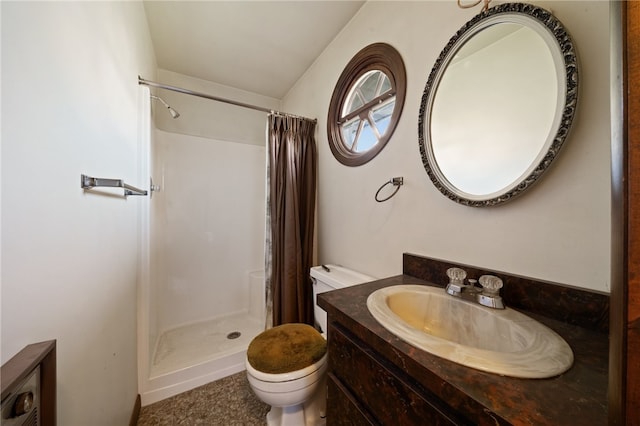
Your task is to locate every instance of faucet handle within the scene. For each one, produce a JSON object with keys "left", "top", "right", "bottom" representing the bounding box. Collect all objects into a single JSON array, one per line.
[
  {"left": 479, "top": 275, "right": 503, "bottom": 293},
  {"left": 445, "top": 267, "right": 467, "bottom": 296},
  {"left": 477, "top": 275, "right": 505, "bottom": 309},
  {"left": 446, "top": 267, "right": 467, "bottom": 284}
]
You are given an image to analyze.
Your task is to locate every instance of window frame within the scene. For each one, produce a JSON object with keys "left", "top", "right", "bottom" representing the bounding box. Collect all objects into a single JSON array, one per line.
[{"left": 327, "top": 43, "right": 407, "bottom": 166}]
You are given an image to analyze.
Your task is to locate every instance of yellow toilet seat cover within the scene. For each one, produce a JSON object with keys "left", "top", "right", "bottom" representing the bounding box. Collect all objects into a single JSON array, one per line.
[{"left": 247, "top": 323, "right": 327, "bottom": 374}]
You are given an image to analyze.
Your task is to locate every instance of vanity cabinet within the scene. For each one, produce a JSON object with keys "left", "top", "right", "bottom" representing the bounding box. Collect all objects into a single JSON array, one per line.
[
  {"left": 327, "top": 322, "right": 468, "bottom": 425},
  {"left": 318, "top": 256, "right": 609, "bottom": 426}
]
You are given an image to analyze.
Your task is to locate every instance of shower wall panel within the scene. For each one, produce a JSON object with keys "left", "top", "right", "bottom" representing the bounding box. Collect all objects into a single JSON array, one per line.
[{"left": 154, "top": 129, "right": 266, "bottom": 332}]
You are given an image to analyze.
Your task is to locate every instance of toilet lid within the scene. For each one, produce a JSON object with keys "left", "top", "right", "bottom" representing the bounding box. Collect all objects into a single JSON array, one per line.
[{"left": 247, "top": 323, "right": 327, "bottom": 374}]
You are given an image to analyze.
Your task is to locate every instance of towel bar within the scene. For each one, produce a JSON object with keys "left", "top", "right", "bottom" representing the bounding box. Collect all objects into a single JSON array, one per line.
[{"left": 81, "top": 174, "right": 148, "bottom": 197}]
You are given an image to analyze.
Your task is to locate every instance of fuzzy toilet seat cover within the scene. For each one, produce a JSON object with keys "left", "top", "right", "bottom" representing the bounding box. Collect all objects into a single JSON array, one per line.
[{"left": 247, "top": 323, "right": 327, "bottom": 374}]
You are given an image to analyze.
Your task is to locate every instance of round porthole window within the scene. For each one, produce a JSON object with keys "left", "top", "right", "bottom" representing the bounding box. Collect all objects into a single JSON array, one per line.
[{"left": 328, "top": 43, "right": 407, "bottom": 166}]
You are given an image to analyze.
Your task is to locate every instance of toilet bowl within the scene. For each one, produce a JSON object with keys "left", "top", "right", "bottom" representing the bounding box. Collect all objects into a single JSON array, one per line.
[
  {"left": 245, "top": 353, "right": 328, "bottom": 426},
  {"left": 246, "top": 265, "right": 374, "bottom": 426}
]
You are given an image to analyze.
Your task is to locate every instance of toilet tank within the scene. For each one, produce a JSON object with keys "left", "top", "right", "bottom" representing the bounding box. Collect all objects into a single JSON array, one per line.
[{"left": 310, "top": 265, "right": 374, "bottom": 333}]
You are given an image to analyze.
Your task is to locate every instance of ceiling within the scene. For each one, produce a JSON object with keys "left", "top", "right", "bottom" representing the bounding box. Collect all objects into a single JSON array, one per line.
[{"left": 143, "top": 1, "right": 366, "bottom": 100}]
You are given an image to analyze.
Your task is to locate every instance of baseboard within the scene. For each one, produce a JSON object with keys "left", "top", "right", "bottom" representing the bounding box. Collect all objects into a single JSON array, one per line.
[{"left": 129, "top": 394, "right": 141, "bottom": 426}]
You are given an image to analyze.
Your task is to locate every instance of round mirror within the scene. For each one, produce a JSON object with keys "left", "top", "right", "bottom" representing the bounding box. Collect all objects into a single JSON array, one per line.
[{"left": 418, "top": 3, "right": 578, "bottom": 206}]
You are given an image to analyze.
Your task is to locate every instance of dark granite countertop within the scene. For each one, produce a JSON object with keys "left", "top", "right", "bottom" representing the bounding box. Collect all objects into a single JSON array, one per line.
[{"left": 318, "top": 274, "right": 608, "bottom": 426}]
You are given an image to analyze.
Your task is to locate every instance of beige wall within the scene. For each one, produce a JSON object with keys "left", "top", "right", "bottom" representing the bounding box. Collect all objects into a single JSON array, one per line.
[
  {"left": 283, "top": 1, "right": 611, "bottom": 292},
  {"left": 1, "top": 2, "right": 156, "bottom": 424}
]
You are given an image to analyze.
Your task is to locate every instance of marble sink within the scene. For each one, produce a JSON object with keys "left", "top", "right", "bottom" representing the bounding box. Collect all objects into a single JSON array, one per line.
[{"left": 366, "top": 284, "right": 573, "bottom": 378}]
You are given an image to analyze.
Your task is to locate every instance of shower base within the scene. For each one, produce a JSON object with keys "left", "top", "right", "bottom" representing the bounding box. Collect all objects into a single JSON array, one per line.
[{"left": 143, "top": 311, "right": 263, "bottom": 405}]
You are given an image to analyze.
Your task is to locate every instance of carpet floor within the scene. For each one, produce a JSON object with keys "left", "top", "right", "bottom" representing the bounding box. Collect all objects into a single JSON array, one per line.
[{"left": 137, "top": 372, "right": 269, "bottom": 425}]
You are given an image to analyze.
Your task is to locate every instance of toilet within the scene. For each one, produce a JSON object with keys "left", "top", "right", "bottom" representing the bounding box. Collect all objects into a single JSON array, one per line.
[{"left": 245, "top": 265, "right": 374, "bottom": 426}]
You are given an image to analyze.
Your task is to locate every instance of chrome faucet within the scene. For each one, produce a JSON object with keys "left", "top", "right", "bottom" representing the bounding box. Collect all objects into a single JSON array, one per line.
[{"left": 445, "top": 267, "right": 505, "bottom": 309}]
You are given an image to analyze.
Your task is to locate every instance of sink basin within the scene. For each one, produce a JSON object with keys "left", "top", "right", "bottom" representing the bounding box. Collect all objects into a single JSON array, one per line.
[{"left": 366, "top": 285, "right": 573, "bottom": 378}]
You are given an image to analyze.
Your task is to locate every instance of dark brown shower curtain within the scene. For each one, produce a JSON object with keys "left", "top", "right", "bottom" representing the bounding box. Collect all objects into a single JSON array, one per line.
[{"left": 265, "top": 114, "right": 317, "bottom": 327}]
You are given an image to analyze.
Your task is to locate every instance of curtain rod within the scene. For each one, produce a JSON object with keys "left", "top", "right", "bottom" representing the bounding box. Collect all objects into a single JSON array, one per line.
[{"left": 138, "top": 76, "right": 316, "bottom": 123}]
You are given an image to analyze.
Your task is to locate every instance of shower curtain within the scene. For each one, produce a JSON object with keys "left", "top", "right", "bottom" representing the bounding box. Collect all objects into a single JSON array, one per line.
[{"left": 265, "top": 114, "right": 317, "bottom": 327}]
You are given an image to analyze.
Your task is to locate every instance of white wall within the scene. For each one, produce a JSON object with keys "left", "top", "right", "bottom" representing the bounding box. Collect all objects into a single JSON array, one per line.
[
  {"left": 1, "top": 2, "right": 156, "bottom": 425},
  {"left": 283, "top": 1, "right": 611, "bottom": 292},
  {"left": 152, "top": 129, "right": 266, "bottom": 332}
]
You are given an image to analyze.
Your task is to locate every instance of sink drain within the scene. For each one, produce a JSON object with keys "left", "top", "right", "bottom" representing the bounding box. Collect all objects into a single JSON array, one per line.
[{"left": 226, "top": 331, "right": 241, "bottom": 340}]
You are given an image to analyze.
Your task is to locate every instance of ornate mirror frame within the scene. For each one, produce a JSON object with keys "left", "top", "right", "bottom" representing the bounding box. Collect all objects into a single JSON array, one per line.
[{"left": 418, "top": 3, "right": 578, "bottom": 207}]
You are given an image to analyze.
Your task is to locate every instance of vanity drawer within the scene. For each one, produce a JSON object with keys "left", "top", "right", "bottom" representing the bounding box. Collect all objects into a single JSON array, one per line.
[
  {"left": 328, "top": 323, "right": 465, "bottom": 426},
  {"left": 327, "top": 373, "right": 376, "bottom": 426}
]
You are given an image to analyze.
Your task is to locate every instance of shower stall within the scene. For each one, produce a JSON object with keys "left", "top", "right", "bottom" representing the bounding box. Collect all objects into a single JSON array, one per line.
[{"left": 137, "top": 82, "right": 270, "bottom": 405}]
